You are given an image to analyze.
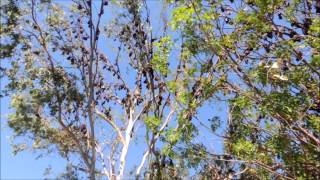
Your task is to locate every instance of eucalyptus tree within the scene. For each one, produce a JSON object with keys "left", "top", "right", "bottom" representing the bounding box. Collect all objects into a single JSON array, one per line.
[{"left": 1, "top": 0, "right": 178, "bottom": 179}]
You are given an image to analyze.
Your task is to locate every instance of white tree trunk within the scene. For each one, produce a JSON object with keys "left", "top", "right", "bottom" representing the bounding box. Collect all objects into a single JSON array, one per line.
[{"left": 117, "top": 108, "right": 135, "bottom": 180}]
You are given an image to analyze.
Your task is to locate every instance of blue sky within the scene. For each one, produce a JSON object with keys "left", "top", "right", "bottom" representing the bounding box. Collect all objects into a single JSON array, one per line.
[{"left": 1, "top": 1, "right": 227, "bottom": 179}]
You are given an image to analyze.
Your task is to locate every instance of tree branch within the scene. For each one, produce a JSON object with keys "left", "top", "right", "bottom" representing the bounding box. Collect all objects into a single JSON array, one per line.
[{"left": 95, "top": 108, "right": 125, "bottom": 145}]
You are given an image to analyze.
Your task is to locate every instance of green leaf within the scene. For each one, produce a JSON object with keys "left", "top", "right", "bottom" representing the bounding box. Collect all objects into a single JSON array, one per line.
[{"left": 145, "top": 116, "right": 161, "bottom": 132}]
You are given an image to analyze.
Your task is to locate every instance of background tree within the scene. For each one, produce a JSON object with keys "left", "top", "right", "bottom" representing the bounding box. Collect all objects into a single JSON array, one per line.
[{"left": 163, "top": 0, "right": 320, "bottom": 179}]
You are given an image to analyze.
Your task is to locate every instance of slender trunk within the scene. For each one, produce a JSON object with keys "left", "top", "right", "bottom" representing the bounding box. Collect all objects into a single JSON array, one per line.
[
  {"left": 118, "top": 108, "right": 135, "bottom": 179},
  {"left": 88, "top": 1, "right": 96, "bottom": 179},
  {"left": 136, "top": 148, "right": 150, "bottom": 177}
]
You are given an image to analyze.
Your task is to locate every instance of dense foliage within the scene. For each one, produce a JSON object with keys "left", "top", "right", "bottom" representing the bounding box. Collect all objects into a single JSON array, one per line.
[{"left": 1, "top": 0, "right": 319, "bottom": 179}]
